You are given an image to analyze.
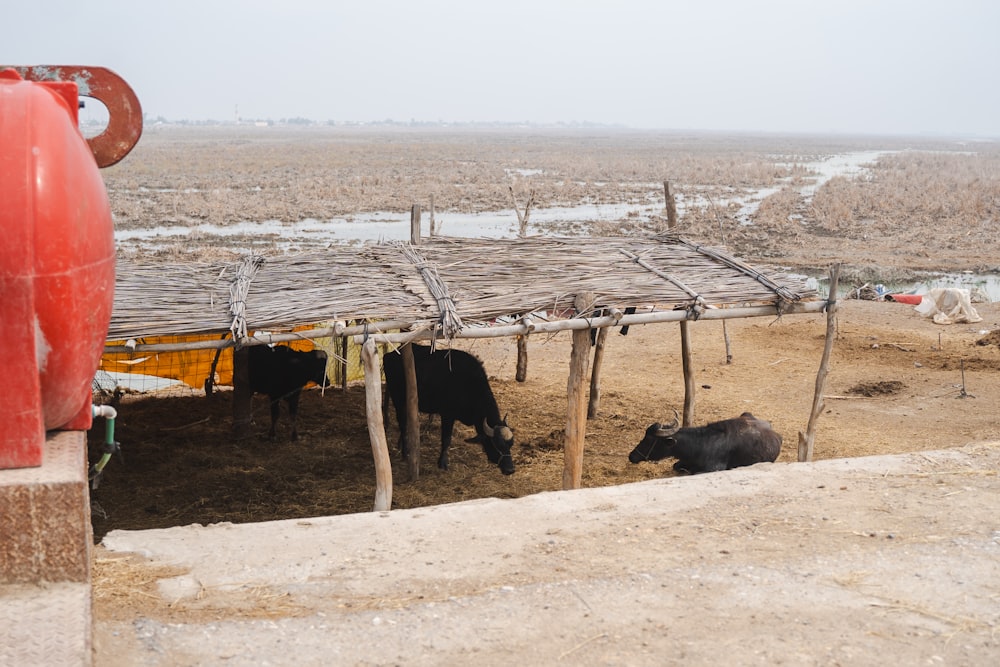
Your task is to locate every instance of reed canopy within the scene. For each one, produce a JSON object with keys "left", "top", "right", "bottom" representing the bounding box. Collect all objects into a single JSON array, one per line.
[{"left": 107, "top": 233, "right": 819, "bottom": 348}]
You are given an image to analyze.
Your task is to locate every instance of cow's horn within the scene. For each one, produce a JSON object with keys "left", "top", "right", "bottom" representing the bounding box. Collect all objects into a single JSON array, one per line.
[
  {"left": 654, "top": 409, "right": 681, "bottom": 437},
  {"left": 483, "top": 419, "right": 494, "bottom": 437}
]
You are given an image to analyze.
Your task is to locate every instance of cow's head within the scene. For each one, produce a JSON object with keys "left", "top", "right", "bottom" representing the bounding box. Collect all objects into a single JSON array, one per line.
[
  {"left": 628, "top": 411, "right": 681, "bottom": 463},
  {"left": 481, "top": 415, "right": 515, "bottom": 475}
]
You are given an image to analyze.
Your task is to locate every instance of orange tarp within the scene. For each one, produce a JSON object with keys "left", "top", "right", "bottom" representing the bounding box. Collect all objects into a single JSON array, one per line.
[
  {"left": 102, "top": 333, "right": 237, "bottom": 390},
  {"left": 102, "top": 328, "right": 367, "bottom": 391}
]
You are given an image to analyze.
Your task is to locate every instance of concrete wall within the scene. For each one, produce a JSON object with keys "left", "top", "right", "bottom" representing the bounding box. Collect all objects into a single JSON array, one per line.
[{"left": 0, "top": 431, "right": 93, "bottom": 666}]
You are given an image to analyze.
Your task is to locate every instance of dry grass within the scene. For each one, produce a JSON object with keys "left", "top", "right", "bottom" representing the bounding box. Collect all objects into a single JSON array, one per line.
[
  {"left": 104, "top": 126, "right": 998, "bottom": 276},
  {"left": 750, "top": 148, "right": 1000, "bottom": 271},
  {"left": 105, "top": 127, "right": 827, "bottom": 225},
  {"left": 91, "top": 553, "right": 187, "bottom": 620}
]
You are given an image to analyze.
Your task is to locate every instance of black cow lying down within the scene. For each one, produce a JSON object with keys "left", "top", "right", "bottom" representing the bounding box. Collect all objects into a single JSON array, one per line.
[
  {"left": 248, "top": 344, "right": 328, "bottom": 441},
  {"left": 383, "top": 343, "right": 515, "bottom": 475},
  {"left": 628, "top": 411, "right": 781, "bottom": 474}
]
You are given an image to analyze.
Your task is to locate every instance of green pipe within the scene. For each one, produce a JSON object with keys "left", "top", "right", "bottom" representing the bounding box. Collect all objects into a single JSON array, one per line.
[{"left": 90, "top": 404, "right": 119, "bottom": 484}]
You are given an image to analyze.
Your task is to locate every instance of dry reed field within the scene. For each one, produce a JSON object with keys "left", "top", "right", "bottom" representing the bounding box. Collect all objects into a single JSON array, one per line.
[
  {"left": 88, "top": 127, "right": 1000, "bottom": 540},
  {"left": 104, "top": 126, "right": 1000, "bottom": 274}
]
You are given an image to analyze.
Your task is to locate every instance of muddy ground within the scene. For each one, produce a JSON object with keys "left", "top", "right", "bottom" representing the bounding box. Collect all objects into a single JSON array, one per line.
[{"left": 88, "top": 128, "right": 1000, "bottom": 664}]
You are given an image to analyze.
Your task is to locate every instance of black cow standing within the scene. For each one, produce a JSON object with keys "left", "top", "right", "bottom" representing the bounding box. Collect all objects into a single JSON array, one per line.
[
  {"left": 247, "top": 344, "right": 329, "bottom": 441},
  {"left": 628, "top": 411, "right": 781, "bottom": 474},
  {"left": 383, "top": 343, "right": 515, "bottom": 475}
]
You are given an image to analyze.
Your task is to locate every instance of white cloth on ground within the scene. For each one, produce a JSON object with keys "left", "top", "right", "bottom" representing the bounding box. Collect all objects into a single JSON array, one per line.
[{"left": 913, "top": 288, "right": 983, "bottom": 325}]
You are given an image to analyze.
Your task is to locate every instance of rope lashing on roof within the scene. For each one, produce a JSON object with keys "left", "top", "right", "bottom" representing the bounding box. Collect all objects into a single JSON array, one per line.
[
  {"left": 620, "top": 249, "right": 707, "bottom": 319},
  {"left": 228, "top": 254, "right": 265, "bottom": 346},
  {"left": 670, "top": 235, "right": 801, "bottom": 304},
  {"left": 400, "top": 244, "right": 463, "bottom": 339},
  {"left": 105, "top": 236, "right": 820, "bottom": 345}
]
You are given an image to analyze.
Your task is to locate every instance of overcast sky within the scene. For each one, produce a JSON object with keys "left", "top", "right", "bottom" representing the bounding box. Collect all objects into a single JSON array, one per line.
[{"left": 6, "top": 1, "right": 998, "bottom": 136}]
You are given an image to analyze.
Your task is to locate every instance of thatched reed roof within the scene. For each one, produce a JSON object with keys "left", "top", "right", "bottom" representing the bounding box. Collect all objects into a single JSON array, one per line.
[{"left": 107, "top": 234, "right": 819, "bottom": 345}]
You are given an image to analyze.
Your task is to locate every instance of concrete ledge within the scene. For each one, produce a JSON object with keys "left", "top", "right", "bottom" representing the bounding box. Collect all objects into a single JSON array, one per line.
[
  {"left": 0, "top": 430, "right": 93, "bottom": 665},
  {"left": 0, "top": 430, "right": 92, "bottom": 585},
  {"left": 0, "top": 582, "right": 92, "bottom": 666}
]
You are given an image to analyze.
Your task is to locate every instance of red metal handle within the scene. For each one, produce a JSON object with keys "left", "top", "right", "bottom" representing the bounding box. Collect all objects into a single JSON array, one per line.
[{"left": 3, "top": 65, "right": 143, "bottom": 167}]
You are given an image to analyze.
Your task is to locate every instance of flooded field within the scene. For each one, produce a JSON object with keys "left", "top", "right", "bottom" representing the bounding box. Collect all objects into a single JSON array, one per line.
[
  {"left": 112, "top": 149, "right": 893, "bottom": 247},
  {"left": 104, "top": 127, "right": 1000, "bottom": 292}
]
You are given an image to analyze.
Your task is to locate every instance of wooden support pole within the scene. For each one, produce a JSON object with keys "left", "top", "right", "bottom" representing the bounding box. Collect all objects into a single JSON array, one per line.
[
  {"left": 563, "top": 292, "right": 594, "bottom": 490},
  {"left": 410, "top": 204, "right": 422, "bottom": 245},
  {"left": 401, "top": 342, "right": 421, "bottom": 481},
  {"left": 798, "top": 264, "right": 841, "bottom": 462},
  {"left": 515, "top": 334, "right": 528, "bottom": 383},
  {"left": 680, "top": 321, "right": 695, "bottom": 427},
  {"left": 663, "top": 171, "right": 688, "bottom": 444},
  {"left": 429, "top": 194, "right": 437, "bottom": 236},
  {"left": 664, "top": 180, "right": 678, "bottom": 230},
  {"left": 362, "top": 338, "right": 392, "bottom": 511},
  {"left": 203, "top": 332, "right": 229, "bottom": 395},
  {"left": 588, "top": 325, "right": 609, "bottom": 419},
  {"left": 105, "top": 304, "right": 830, "bottom": 357},
  {"left": 353, "top": 301, "right": 831, "bottom": 346},
  {"left": 722, "top": 320, "right": 733, "bottom": 364},
  {"left": 340, "top": 332, "right": 349, "bottom": 391},
  {"left": 106, "top": 319, "right": 416, "bottom": 355},
  {"left": 231, "top": 346, "right": 253, "bottom": 440}
]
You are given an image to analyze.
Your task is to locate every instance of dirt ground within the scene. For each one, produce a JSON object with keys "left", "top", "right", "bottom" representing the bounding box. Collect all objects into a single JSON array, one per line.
[
  {"left": 90, "top": 298, "right": 1000, "bottom": 664},
  {"left": 89, "top": 299, "right": 1000, "bottom": 541},
  {"left": 88, "top": 128, "right": 1000, "bottom": 664},
  {"left": 93, "top": 439, "right": 1000, "bottom": 666}
]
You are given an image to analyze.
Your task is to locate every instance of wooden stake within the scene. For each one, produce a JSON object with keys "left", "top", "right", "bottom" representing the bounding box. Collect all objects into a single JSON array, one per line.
[
  {"left": 588, "top": 325, "right": 609, "bottom": 419},
  {"left": 410, "top": 204, "right": 422, "bottom": 245},
  {"left": 662, "top": 178, "right": 695, "bottom": 433},
  {"left": 203, "top": 332, "right": 229, "bottom": 395},
  {"left": 401, "top": 342, "right": 420, "bottom": 480},
  {"left": 722, "top": 320, "right": 733, "bottom": 364},
  {"left": 797, "top": 264, "right": 841, "bottom": 462},
  {"left": 362, "top": 338, "right": 392, "bottom": 511},
  {"left": 516, "top": 334, "right": 528, "bottom": 382},
  {"left": 564, "top": 292, "right": 594, "bottom": 490},
  {"left": 340, "top": 332, "right": 349, "bottom": 391},
  {"left": 663, "top": 180, "right": 678, "bottom": 230},
  {"left": 429, "top": 194, "right": 437, "bottom": 236},
  {"left": 680, "top": 321, "right": 695, "bottom": 426}
]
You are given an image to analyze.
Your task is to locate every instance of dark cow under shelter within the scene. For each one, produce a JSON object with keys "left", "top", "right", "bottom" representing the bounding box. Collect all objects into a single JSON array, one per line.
[
  {"left": 247, "top": 344, "right": 329, "bottom": 441},
  {"left": 628, "top": 411, "right": 782, "bottom": 474},
  {"left": 383, "top": 343, "right": 515, "bottom": 475}
]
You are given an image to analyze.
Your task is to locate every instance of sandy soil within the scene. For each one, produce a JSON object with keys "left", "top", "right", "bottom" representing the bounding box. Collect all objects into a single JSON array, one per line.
[{"left": 89, "top": 128, "right": 1000, "bottom": 664}]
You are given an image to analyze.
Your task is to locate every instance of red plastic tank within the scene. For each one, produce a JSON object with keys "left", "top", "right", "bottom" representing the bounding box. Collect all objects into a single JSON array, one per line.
[{"left": 0, "top": 69, "right": 116, "bottom": 468}]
